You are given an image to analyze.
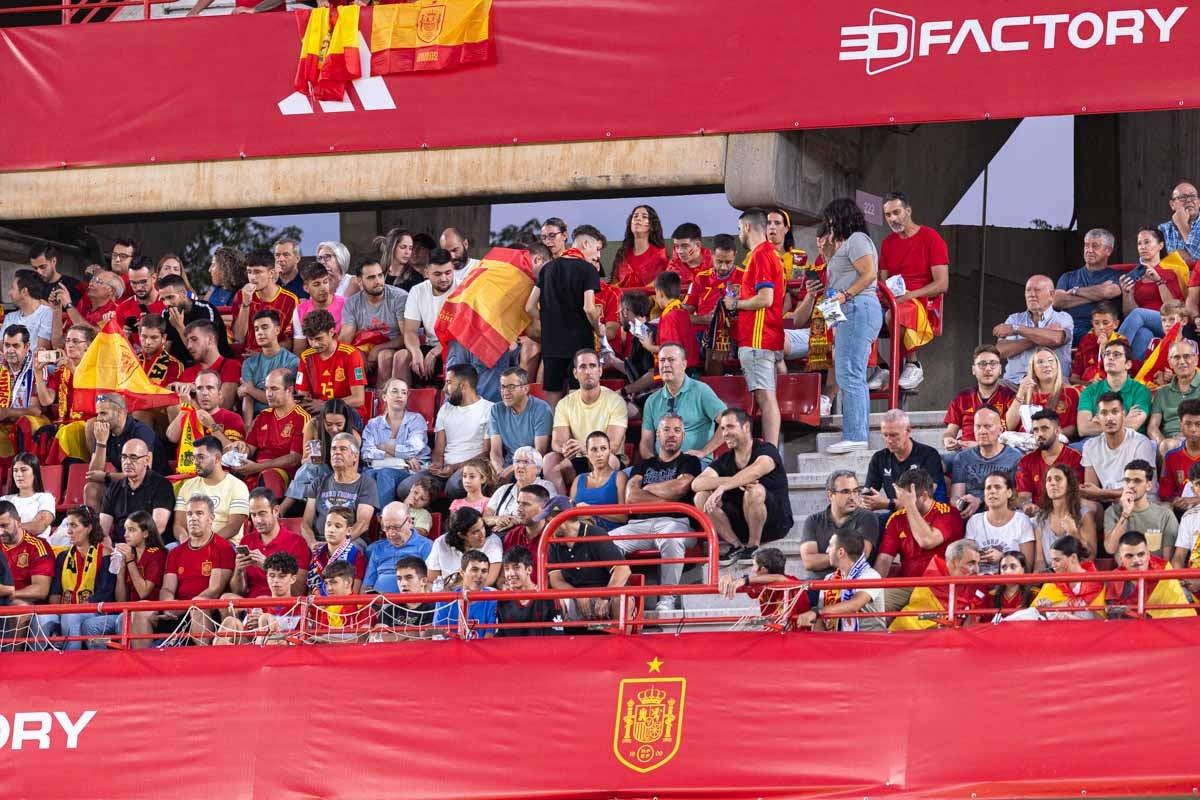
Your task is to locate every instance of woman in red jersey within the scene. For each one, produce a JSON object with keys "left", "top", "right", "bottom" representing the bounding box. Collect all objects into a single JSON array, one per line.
[{"left": 612, "top": 205, "right": 667, "bottom": 288}]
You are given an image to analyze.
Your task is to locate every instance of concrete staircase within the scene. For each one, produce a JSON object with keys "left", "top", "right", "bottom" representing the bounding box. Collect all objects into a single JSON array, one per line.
[{"left": 674, "top": 410, "right": 948, "bottom": 622}]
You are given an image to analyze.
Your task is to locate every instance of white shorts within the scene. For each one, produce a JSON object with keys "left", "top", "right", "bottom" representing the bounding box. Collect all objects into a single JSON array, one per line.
[{"left": 783, "top": 328, "right": 811, "bottom": 359}]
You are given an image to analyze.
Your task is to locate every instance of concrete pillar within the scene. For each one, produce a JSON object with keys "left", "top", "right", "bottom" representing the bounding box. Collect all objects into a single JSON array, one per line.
[{"left": 339, "top": 205, "right": 492, "bottom": 261}]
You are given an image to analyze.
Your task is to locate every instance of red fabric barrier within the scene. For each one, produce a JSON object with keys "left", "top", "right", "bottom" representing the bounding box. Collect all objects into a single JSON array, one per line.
[
  {"left": 1, "top": 623, "right": 1199, "bottom": 798},
  {"left": 1, "top": 0, "right": 1199, "bottom": 171}
]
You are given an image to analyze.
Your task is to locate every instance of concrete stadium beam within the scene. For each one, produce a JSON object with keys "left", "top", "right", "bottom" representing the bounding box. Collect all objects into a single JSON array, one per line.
[{"left": 0, "top": 137, "right": 728, "bottom": 221}]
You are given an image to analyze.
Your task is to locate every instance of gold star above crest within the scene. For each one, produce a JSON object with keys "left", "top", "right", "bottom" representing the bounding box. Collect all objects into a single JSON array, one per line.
[{"left": 647, "top": 657, "right": 663, "bottom": 673}]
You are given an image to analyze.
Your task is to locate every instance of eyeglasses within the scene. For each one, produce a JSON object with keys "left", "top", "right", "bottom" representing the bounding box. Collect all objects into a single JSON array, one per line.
[
  {"left": 317, "top": 254, "right": 336, "bottom": 262},
  {"left": 64, "top": 338, "right": 88, "bottom": 346},
  {"left": 499, "top": 382, "right": 527, "bottom": 392},
  {"left": 830, "top": 488, "right": 862, "bottom": 496},
  {"left": 1170, "top": 353, "right": 1197, "bottom": 360},
  {"left": 973, "top": 360, "right": 1001, "bottom": 368},
  {"left": 381, "top": 522, "right": 410, "bottom": 533},
  {"left": 111, "top": 252, "right": 133, "bottom": 261},
  {"left": 120, "top": 454, "right": 148, "bottom": 462},
  {"left": 539, "top": 232, "right": 564, "bottom": 241},
  {"left": 1173, "top": 193, "right": 1199, "bottom": 201}
]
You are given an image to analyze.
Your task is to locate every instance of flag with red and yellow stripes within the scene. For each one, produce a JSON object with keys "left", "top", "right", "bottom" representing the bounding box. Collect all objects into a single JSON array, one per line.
[
  {"left": 435, "top": 248, "right": 534, "bottom": 368},
  {"left": 368, "top": 0, "right": 491, "bottom": 74},
  {"left": 72, "top": 318, "right": 178, "bottom": 414},
  {"left": 1134, "top": 321, "right": 1182, "bottom": 390},
  {"left": 294, "top": 5, "right": 362, "bottom": 102}
]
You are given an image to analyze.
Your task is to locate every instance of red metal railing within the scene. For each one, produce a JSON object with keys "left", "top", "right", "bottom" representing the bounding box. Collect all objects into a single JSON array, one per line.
[
  {"left": 534, "top": 502, "right": 719, "bottom": 591},
  {"left": 0, "top": 0, "right": 174, "bottom": 24}
]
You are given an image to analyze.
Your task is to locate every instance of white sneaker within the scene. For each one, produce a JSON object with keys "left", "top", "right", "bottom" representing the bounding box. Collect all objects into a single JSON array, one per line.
[
  {"left": 867, "top": 368, "right": 889, "bottom": 391},
  {"left": 826, "top": 439, "right": 868, "bottom": 455},
  {"left": 898, "top": 361, "right": 925, "bottom": 390},
  {"left": 820, "top": 395, "right": 833, "bottom": 416}
]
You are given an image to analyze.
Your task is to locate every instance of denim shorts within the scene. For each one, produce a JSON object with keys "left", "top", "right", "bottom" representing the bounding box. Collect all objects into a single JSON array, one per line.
[{"left": 738, "top": 347, "right": 782, "bottom": 391}]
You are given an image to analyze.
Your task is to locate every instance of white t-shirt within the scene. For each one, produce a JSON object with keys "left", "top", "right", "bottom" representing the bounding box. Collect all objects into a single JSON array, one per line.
[
  {"left": 0, "top": 304, "right": 53, "bottom": 349},
  {"left": 404, "top": 281, "right": 452, "bottom": 345},
  {"left": 436, "top": 398, "right": 495, "bottom": 465},
  {"left": 2, "top": 492, "right": 55, "bottom": 524},
  {"left": 485, "top": 478, "right": 555, "bottom": 518},
  {"left": 425, "top": 532, "right": 503, "bottom": 578},
  {"left": 819, "top": 566, "right": 885, "bottom": 632},
  {"left": 1175, "top": 506, "right": 1200, "bottom": 562},
  {"left": 966, "top": 511, "right": 1035, "bottom": 574},
  {"left": 1081, "top": 428, "right": 1157, "bottom": 493}
]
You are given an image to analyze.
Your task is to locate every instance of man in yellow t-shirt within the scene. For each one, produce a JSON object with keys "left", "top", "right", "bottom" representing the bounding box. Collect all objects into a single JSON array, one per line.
[
  {"left": 173, "top": 436, "right": 251, "bottom": 544},
  {"left": 541, "top": 350, "right": 628, "bottom": 495}
]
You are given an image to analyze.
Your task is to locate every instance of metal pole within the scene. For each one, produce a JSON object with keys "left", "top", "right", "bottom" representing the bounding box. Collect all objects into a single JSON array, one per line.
[{"left": 977, "top": 163, "right": 990, "bottom": 345}]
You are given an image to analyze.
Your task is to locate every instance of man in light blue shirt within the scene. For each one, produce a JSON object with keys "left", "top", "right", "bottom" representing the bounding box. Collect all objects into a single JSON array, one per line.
[
  {"left": 1158, "top": 181, "right": 1200, "bottom": 263},
  {"left": 1051, "top": 229, "right": 1122, "bottom": 346},
  {"left": 996, "top": 274, "right": 1073, "bottom": 388},
  {"left": 488, "top": 366, "right": 553, "bottom": 484},
  {"left": 240, "top": 309, "right": 300, "bottom": 417},
  {"left": 363, "top": 501, "right": 433, "bottom": 594}
]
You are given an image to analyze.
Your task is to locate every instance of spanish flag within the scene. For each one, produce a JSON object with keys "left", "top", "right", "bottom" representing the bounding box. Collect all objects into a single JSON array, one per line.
[
  {"left": 435, "top": 248, "right": 533, "bottom": 368},
  {"left": 1107, "top": 558, "right": 1196, "bottom": 619},
  {"left": 1160, "top": 250, "right": 1191, "bottom": 295},
  {"left": 295, "top": 5, "right": 362, "bottom": 102},
  {"left": 72, "top": 318, "right": 178, "bottom": 414},
  {"left": 888, "top": 557, "right": 990, "bottom": 631},
  {"left": 1134, "top": 321, "right": 1181, "bottom": 390},
  {"left": 1032, "top": 562, "right": 1107, "bottom": 618},
  {"left": 368, "top": 0, "right": 492, "bottom": 75}
]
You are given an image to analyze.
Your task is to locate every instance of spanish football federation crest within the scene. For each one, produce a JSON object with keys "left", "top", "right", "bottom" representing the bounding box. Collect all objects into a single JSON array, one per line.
[
  {"left": 612, "top": 658, "right": 685, "bottom": 773},
  {"left": 417, "top": 1, "right": 447, "bottom": 44}
]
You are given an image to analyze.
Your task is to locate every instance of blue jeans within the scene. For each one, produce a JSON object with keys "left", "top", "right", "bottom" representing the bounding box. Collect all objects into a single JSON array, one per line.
[
  {"left": 38, "top": 612, "right": 100, "bottom": 651},
  {"left": 1118, "top": 307, "right": 1163, "bottom": 359},
  {"left": 833, "top": 293, "right": 883, "bottom": 442},
  {"left": 364, "top": 467, "right": 412, "bottom": 506},
  {"left": 80, "top": 614, "right": 123, "bottom": 649}
]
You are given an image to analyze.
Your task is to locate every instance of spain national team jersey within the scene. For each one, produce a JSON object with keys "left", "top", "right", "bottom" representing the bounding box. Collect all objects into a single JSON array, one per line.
[
  {"left": 1, "top": 534, "right": 54, "bottom": 590},
  {"left": 233, "top": 286, "right": 299, "bottom": 353},
  {"left": 879, "top": 501, "right": 964, "bottom": 578},
  {"left": 1161, "top": 445, "right": 1200, "bottom": 500},
  {"left": 944, "top": 386, "right": 1017, "bottom": 442},
  {"left": 297, "top": 343, "right": 367, "bottom": 401},
  {"left": 48, "top": 366, "right": 89, "bottom": 423},
  {"left": 166, "top": 534, "right": 235, "bottom": 601},
  {"left": 1015, "top": 446, "right": 1084, "bottom": 503},
  {"left": 735, "top": 240, "right": 785, "bottom": 352},
  {"left": 179, "top": 355, "right": 243, "bottom": 386},
  {"left": 684, "top": 267, "right": 745, "bottom": 319},
  {"left": 656, "top": 300, "right": 699, "bottom": 367},
  {"left": 248, "top": 405, "right": 310, "bottom": 462}
]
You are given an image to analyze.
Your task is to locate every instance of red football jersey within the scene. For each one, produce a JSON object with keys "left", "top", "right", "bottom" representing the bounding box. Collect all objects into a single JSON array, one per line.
[
  {"left": 656, "top": 301, "right": 699, "bottom": 367},
  {"left": 1015, "top": 446, "right": 1084, "bottom": 502},
  {"left": 879, "top": 502, "right": 964, "bottom": 578},
  {"left": 247, "top": 405, "right": 310, "bottom": 463},
  {"left": 179, "top": 355, "right": 243, "bottom": 386},
  {"left": 615, "top": 245, "right": 668, "bottom": 288},
  {"left": 233, "top": 286, "right": 299, "bottom": 353},
  {"left": 0, "top": 534, "right": 54, "bottom": 591},
  {"left": 1018, "top": 386, "right": 1080, "bottom": 433},
  {"left": 735, "top": 240, "right": 785, "bottom": 352},
  {"left": 879, "top": 225, "right": 949, "bottom": 292},
  {"left": 166, "top": 535, "right": 235, "bottom": 601},
  {"left": 664, "top": 247, "right": 710, "bottom": 289},
  {"left": 1160, "top": 445, "right": 1200, "bottom": 500},
  {"left": 123, "top": 547, "right": 167, "bottom": 601},
  {"left": 685, "top": 267, "right": 745, "bottom": 319},
  {"left": 944, "top": 386, "right": 1017, "bottom": 442},
  {"left": 138, "top": 348, "right": 185, "bottom": 388},
  {"left": 297, "top": 343, "right": 367, "bottom": 401},
  {"left": 239, "top": 528, "right": 313, "bottom": 598}
]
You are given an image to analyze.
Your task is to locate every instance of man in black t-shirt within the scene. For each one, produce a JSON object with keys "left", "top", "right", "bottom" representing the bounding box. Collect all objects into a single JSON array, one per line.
[
  {"left": 157, "top": 274, "right": 235, "bottom": 366},
  {"left": 862, "top": 408, "right": 948, "bottom": 528},
  {"left": 546, "top": 502, "right": 631, "bottom": 622},
  {"left": 497, "top": 546, "right": 561, "bottom": 636},
  {"left": 608, "top": 413, "right": 702, "bottom": 614},
  {"left": 693, "top": 407, "right": 793, "bottom": 565},
  {"left": 375, "top": 556, "right": 436, "bottom": 640},
  {"left": 525, "top": 224, "right": 605, "bottom": 406},
  {"left": 99, "top": 439, "right": 177, "bottom": 542}
]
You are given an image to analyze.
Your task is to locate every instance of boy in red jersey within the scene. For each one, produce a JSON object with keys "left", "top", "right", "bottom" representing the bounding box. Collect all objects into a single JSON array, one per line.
[
  {"left": 232, "top": 250, "right": 299, "bottom": 354},
  {"left": 296, "top": 308, "right": 367, "bottom": 417},
  {"left": 1070, "top": 303, "right": 1120, "bottom": 385},
  {"left": 724, "top": 209, "right": 785, "bottom": 446},
  {"left": 645, "top": 271, "right": 699, "bottom": 370}
]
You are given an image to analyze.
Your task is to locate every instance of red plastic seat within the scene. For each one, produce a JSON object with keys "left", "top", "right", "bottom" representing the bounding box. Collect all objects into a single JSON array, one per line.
[
  {"left": 361, "top": 389, "right": 376, "bottom": 420},
  {"left": 278, "top": 517, "right": 303, "bottom": 536},
  {"left": 428, "top": 512, "right": 442, "bottom": 541},
  {"left": 528, "top": 383, "right": 547, "bottom": 401},
  {"left": 59, "top": 462, "right": 88, "bottom": 511},
  {"left": 40, "top": 464, "right": 64, "bottom": 505},
  {"left": 700, "top": 375, "right": 757, "bottom": 418},
  {"left": 777, "top": 372, "right": 823, "bottom": 426},
  {"left": 407, "top": 388, "right": 440, "bottom": 431}
]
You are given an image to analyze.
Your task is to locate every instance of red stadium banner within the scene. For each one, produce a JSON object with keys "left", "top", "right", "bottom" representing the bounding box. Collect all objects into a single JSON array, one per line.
[
  {"left": 2, "top": 624, "right": 1200, "bottom": 798},
  {"left": 2, "top": 0, "right": 1200, "bottom": 171}
]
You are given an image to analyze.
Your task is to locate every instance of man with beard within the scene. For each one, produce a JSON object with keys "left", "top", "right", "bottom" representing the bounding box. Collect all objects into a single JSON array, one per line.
[
  {"left": 685, "top": 233, "right": 743, "bottom": 375},
  {"left": 399, "top": 364, "right": 493, "bottom": 502},
  {"left": 542, "top": 350, "right": 627, "bottom": 495},
  {"left": 84, "top": 392, "right": 164, "bottom": 508},
  {"left": 397, "top": 249, "right": 456, "bottom": 386},
  {"left": 525, "top": 226, "right": 605, "bottom": 407},
  {"left": 172, "top": 436, "right": 250, "bottom": 543},
  {"left": 156, "top": 274, "right": 235, "bottom": 365},
  {"left": 303, "top": 433, "right": 378, "bottom": 547},
  {"left": 1, "top": 270, "right": 51, "bottom": 352},
  {"left": 339, "top": 257, "right": 409, "bottom": 391},
  {"left": 166, "top": 369, "right": 246, "bottom": 452},
  {"left": 175, "top": 321, "right": 242, "bottom": 411},
  {"left": 229, "top": 368, "right": 308, "bottom": 488},
  {"left": 232, "top": 249, "right": 298, "bottom": 354},
  {"left": 1051, "top": 229, "right": 1123, "bottom": 346},
  {"left": 1015, "top": 409, "right": 1084, "bottom": 513},
  {"left": 228, "top": 488, "right": 310, "bottom": 599},
  {"left": 117, "top": 257, "right": 166, "bottom": 342},
  {"left": 296, "top": 308, "right": 367, "bottom": 418},
  {"left": 0, "top": 326, "right": 49, "bottom": 462},
  {"left": 878, "top": 192, "right": 950, "bottom": 391},
  {"left": 99, "top": 438, "right": 175, "bottom": 540},
  {"left": 692, "top": 407, "right": 793, "bottom": 565},
  {"left": 439, "top": 227, "right": 480, "bottom": 280},
  {"left": 608, "top": 413, "right": 702, "bottom": 614},
  {"left": 28, "top": 243, "right": 82, "bottom": 305},
  {"left": 799, "top": 470, "right": 880, "bottom": 580}
]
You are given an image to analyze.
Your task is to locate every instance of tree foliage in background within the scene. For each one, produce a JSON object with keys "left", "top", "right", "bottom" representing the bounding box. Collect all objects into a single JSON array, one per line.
[
  {"left": 179, "top": 218, "right": 304, "bottom": 290},
  {"left": 490, "top": 218, "right": 541, "bottom": 247}
]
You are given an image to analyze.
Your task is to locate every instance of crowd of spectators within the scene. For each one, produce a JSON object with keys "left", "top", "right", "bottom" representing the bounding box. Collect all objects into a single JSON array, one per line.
[{"left": 6, "top": 184, "right": 1200, "bottom": 642}]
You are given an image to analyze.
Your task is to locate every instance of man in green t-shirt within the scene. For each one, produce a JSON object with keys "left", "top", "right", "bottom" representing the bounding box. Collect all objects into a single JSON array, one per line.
[{"left": 1077, "top": 339, "right": 1151, "bottom": 436}]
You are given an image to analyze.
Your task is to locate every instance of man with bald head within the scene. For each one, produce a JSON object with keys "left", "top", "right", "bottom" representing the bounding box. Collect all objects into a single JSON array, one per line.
[
  {"left": 995, "top": 274, "right": 1073, "bottom": 389},
  {"left": 51, "top": 270, "right": 123, "bottom": 347},
  {"left": 1160, "top": 181, "right": 1200, "bottom": 264},
  {"left": 363, "top": 501, "right": 433, "bottom": 594},
  {"left": 439, "top": 228, "right": 479, "bottom": 279},
  {"left": 949, "top": 406, "right": 1022, "bottom": 518},
  {"left": 100, "top": 438, "right": 176, "bottom": 540}
]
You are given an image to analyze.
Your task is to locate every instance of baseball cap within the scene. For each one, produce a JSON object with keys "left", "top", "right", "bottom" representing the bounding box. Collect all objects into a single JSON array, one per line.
[{"left": 534, "top": 495, "right": 573, "bottom": 522}]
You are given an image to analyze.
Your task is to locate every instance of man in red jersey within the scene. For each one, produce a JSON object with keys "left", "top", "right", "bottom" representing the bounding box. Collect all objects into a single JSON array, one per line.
[
  {"left": 685, "top": 233, "right": 743, "bottom": 375},
  {"left": 879, "top": 192, "right": 949, "bottom": 391},
  {"left": 232, "top": 249, "right": 298, "bottom": 354},
  {"left": 146, "top": 494, "right": 234, "bottom": 645},
  {"left": 176, "top": 320, "right": 242, "bottom": 410},
  {"left": 166, "top": 369, "right": 246, "bottom": 453},
  {"left": 665, "top": 222, "right": 711, "bottom": 288},
  {"left": 0, "top": 500, "right": 52, "bottom": 646},
  {"left": 1015, "top": 409, "right": 1084, "bottom": 512},
  {"left": 296, "top": 308, "right": 367, "bottom": 417},
  {"left": 1159, "top": 398, "right": 1200, "bottom": 510},
  {"left": 873, "top": 468, "right": 964, "bottom": 612},
  {"left": 116, "top": 258, "right": 166, "bottom": 341},
  {"left": 942, "top": 345, "right": 1016, "bottom": 459},
  {"left": 724, "top": 208, "right": 785, "bottom": 446},
  {"left": 229, "top": 368, "right": 309, "bottom": 488},
  {"left": 227, "top": 488, "right": 310, "bottom": 599}
]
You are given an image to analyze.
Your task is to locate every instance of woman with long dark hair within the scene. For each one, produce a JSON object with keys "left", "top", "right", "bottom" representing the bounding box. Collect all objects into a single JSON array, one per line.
[
  {"left": 1033, "top": 464, "right": 1096, "bottom": 571},
  {"left": 280, "top": 398, "right": 361, "bottom": 516},
  {"left": 381, "top": 228, "right": 425, "bottom": 291},
  {"left": 1118, "top": 226, "right": 1184, "bottom": 358},
  {"left": 612, "top": 204, "right": 667, "bottom": 287},
  {"left": 44, "top": 506, "right": 115, "bottom": 650},
  {"left": 1034, "top": 535, "right": 1105, "bottom": 619},
  {"left": 820, "top": 198, "right": 883, "bottom": 454},
  {"left": 991, "top": 550, "right": 1034, "bottom": 616},
  {"left": 2, "top": 452, "right": 55, "bottom": 538}
]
